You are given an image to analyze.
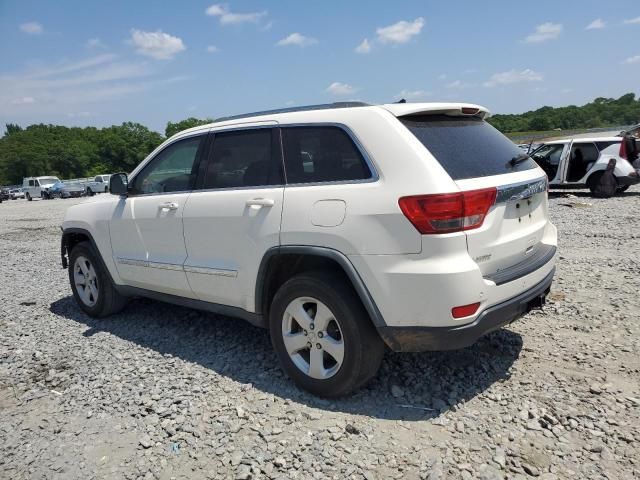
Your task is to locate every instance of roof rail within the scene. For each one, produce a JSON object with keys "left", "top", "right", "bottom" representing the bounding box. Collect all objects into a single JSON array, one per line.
[{"left": 214, "top": 102, "right": 371, "bottom": 123}]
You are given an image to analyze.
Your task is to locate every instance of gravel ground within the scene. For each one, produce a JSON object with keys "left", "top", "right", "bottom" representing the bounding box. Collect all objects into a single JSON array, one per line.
[{"left": 1, "top": 188, "right": 639, "bottom": 480}]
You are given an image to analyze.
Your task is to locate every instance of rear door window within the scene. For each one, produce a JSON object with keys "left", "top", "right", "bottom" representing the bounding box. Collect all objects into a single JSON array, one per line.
[
  {"left": 400, "top": 115, "right": 537, "bottom": 180},
  {"left": 202, "top": 128, "right": 283, "bottom": 189},
  {"left": 281, "top": 126, "right": 372, "bottom": 184}
]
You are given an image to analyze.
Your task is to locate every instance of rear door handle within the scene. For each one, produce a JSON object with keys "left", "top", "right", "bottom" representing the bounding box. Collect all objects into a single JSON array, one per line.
[
  {"left": 246, "top": 198, "right": 275, "bottom": 207},
  {"left": 158, "top": 202, "right": 179, "bottom": 211}
]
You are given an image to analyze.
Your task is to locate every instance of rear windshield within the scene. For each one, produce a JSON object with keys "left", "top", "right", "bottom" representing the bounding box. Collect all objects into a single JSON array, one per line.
[{"left": 400, "top": 115, "right": 537, "bottom": 180}]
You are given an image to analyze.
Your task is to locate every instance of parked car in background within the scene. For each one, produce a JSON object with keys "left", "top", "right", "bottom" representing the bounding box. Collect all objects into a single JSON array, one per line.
[
  {"left": 61, "top": 101, "right": 557, "bottom": 396},
  {"left": 50, "top": 181, "right": 85, "bottom": 199},
  {"left": 22, "top": 176, "right": 61, "bottom": 200},
  {"left": 85, "top": 175, "right": 112, "bottom": 196},
  {"left": 530, "top": 136, "right": 639, "bottom": 196},
  {"left": 9, "top": 188, "right": 25, "bottom": 200},
  {"left": 0, "top": 188, "right": 9, "bottom": 203}
]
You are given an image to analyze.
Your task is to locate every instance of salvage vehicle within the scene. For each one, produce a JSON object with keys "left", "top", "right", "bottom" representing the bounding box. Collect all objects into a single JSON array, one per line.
[
  {"left": 85, "top": 175, "right": 112, "bottom": 196},
  {"left": 530, "top": 136, "right": 639, "bottom": 196},
  {"left": 9, "top": 188, "right": 25, "bottom": 200},
  {"left": 0, "top": 188, "right": 9, "bottom": 203},
  {"left": 49, "top": 181, "right": 85, "bottom": 199},
  {"left": 61, "top": 102, "right": 557, "bottom": 396},
  {"left": 22, "top": 176, "right": 61, "bottom": 200}
]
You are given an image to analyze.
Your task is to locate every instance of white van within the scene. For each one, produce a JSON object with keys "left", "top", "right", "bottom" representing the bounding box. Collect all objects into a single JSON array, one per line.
[{"left": 22, "top": 176, "right": 61, "bottom": 200}]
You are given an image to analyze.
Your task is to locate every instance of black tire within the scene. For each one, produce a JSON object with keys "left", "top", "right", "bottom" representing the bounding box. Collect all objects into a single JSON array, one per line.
[
  {"left": 587, "top": 172, "right": 604, "bottom": 196},
  {"left": 26, "top": 192, "right": 32, "bottom": 201},
  {"left": 617, "top": 185, "right": 630, "bottom": 193},
  {"left": 68, "top": 241, "right": 127, "bottom": 317},
  {"left": 87, "top": 188, "right": 94, "bottom": 197},
  {"left": 269, "top": 272, "right": 384, "bottom": 397}
]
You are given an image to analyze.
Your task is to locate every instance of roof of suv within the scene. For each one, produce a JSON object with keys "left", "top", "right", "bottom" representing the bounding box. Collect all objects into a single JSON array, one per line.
[{"left": 174, "top": 102, "right": 491, "bottom": 139}]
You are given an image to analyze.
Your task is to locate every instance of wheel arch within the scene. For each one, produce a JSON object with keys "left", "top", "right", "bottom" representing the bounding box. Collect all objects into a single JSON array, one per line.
[
  {"left": 255, "top": 246, "right": 386, "bottom": 328},
  {"left": 61, "top": 228, "right": 119, "bottom": 286}
]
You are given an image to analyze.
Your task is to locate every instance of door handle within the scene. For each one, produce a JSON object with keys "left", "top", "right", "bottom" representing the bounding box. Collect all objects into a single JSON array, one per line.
[
  {"left": 246, "top": 198, "right": 275, "bottom": 207},
  {"left": 158, "top": 202, "right": 179, "bottom": 211}
]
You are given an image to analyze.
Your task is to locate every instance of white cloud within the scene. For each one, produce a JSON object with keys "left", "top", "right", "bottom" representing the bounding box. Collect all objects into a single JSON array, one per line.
[
  {"left": 396, "top": 89, "right": 431, "bottom": 100},
  {"left": 483, "top": 69, "right": 543, "bottom": 87},
  {"left": 326, "top": 82, "right": 357, "bottom": 96},
  {"left": 206, "top": 45, "right": 219, "bottom": 53},
  {"left": 524, "top": 22, "right": 562, "bottom": 43},
  {"left": 446, "top": 80, "right": 473, "bottom": 89},
  {"left": 623, "top": 16, "right": 640, "bottom": 25},
  {"left": 206, "top": 4, "right": 267, "bottom": 25},
  {"left": 355, "top": 38, "right": 371, "bottom": 54},
  {"left": 586, "top": 19, "right": 605, "bottom": 30},
  {"left": 19, "top": 22, "right": 43, "bottom": 35},
  {"left": 10, "top": 96, "right": 36, "bottom": 105},
  {"left": 623, "top": 55, "right": 640, "bottom": 64},
  {"left": 276, "top": 33, "right": 317, "bottom": 47},
  {"left": 129, "top": 29, "right": 186, "bottom": 60},
  {"left": 377, "top": 17, "right": 424, "bottom": 44},
  {"left": 86, "top": 38, "right": 107, "bottom": 49}
]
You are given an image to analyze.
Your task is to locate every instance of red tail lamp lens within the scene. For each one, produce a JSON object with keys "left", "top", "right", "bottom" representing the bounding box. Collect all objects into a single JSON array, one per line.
[
  {"left": 452, "top": 302, "right": 481, "bottom": 319},
  {"left": 399, "top": 188, "right": 496, "bottom": 234}
]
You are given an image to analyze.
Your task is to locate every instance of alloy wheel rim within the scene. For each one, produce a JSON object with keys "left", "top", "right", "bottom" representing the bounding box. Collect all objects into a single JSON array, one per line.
[
  {"left": 281, "top": 297, "right": 344, "bottom": 380},
  {"left": 73, "top": 255, "right": 99, "bottom": 307}
]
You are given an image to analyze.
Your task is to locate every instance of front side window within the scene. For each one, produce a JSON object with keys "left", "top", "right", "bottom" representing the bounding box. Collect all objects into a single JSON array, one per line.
[
  {"left": 281, "top": 127, "right": 371, "bottom": 184},
  {"left": 203, "top": 128, "right": 282, "bottom": 189},
  {"left": 130, "top": 136, "right": 203, "bottom": 195}
]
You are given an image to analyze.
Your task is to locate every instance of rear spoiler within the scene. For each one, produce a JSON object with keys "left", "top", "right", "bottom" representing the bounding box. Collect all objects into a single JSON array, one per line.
[{"left": 381, "top": 103, "right": 491, "bottom": 120}]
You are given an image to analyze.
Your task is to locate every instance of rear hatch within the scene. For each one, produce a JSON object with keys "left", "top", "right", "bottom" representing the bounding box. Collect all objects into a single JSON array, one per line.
[{"left": 400, "top": 112, "right": 552, "bottom": 280}]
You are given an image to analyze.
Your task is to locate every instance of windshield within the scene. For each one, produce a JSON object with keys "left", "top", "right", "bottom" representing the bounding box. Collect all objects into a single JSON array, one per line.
[
  {"left": 400, "top": 115, "right": 537, "bottom": 180},
  {"left": 39, "top": 177, "right": 60, "bottom": 185}
]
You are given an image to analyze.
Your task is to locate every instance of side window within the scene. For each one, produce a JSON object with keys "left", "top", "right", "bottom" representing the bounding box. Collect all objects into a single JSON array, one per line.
[
  {"left": 595, "top": 141, "right": 618, "bottom": 151},
  {"left": 28, "top": 180, "right": 34, "bottom": 187},
  {"left": 281, "top": 127, "right": 371, "bottom": 184},
  {"left": 570, "top": 143, "right": 599, "bottom": 163},
  {"left": 532, "top": 144, "right": 564, "bottom": 165},
  {"left": 130, "top": 136, "right": 203, "bottom": 195},
  {"left": 203, "top": 128, "right": 282, "bottom": 189},
  {"left": 34, "top": 180, "right": 40, "bottom": 186}
]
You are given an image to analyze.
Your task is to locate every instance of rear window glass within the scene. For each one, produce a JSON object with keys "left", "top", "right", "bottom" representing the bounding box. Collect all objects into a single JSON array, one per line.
[
  {"left": 400, "top": 115, "right": 537, "bottom": 180},
  {"left": 595, "top": 141, "right": 619, "bottom": 151}
]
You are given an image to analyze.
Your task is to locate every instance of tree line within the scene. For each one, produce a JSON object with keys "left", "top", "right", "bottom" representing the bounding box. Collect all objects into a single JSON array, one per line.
[
  {"left": 1, "top": 94, "right": 639, "bottom": 185},
  {"left": 0, "top": 117, "right": 212, "bottom": 186},
  {"left": 488, "top": 93, "right": 640, "bottom": 133}
]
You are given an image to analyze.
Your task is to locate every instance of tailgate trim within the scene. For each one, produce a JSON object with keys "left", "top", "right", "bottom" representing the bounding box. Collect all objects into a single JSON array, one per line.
[
  {"left": 484, "top": 243, "right": 556, "bottom": 286},
  {"left": 495, "top": 177, "right": 547, "bottom": 204}
]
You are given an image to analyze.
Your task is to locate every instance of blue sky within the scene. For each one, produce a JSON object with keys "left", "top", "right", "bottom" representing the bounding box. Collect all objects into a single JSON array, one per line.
[{"left": 1, "top": 0, "right": 639, "bottom": 133}]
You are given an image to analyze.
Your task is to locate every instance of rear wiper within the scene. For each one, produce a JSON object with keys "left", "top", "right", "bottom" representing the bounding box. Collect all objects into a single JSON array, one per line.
[{"left": 509, "top": 153, "right": 530, "bottom": 167}]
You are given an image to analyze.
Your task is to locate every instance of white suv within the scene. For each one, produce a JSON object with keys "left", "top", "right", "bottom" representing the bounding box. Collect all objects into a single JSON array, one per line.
[
  {"left": 531, "top": 136, "right": 639, "bottom": 196},
  {"left": 61, "top": 102, "right": 557, "bottom": 396}
]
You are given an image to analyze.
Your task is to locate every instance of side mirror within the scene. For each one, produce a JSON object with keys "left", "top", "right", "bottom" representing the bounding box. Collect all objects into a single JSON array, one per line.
[{"left": 110, "top": 173, "right": 129, "bottom": 196}]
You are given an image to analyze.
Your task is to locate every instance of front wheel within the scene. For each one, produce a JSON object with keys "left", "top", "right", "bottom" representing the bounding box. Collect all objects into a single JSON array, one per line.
[
  {"left": 26, "top": 192, "right": 32, "bottom": 201},
  {"left": 617, "top": 185, "right": 630, "bottom": 193},
  {"left": 269, "top": 273, "right": 384, "bottom": 397},
  {"left": 68, "top": 242, "right": 127, "bottom": 317}
]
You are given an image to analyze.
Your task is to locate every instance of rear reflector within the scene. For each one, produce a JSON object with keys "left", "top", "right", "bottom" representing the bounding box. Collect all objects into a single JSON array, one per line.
[
  {"left": 398, "top": 187, "right": 497, "bottom": 234},
  {"left": 452, "top": 302, "right": 481, "bottom": 319}
]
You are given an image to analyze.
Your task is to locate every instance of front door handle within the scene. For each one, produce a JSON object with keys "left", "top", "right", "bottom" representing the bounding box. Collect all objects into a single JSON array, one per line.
[
  {"left": 246, "top": 198, "right": 275, "bottom": 207},
  {"left": 158, "top": 202, "right": 179, "bottom": 211}
]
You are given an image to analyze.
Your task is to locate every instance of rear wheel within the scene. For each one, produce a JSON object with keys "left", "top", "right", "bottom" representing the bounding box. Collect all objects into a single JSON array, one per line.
[
  {"left": 269, "top": 272, "right": 384, "bottom": 397},
  {"left": 617, "top": 185, "right": 629, "bottom": 193},
  {"left": 26, "top": 192, "right": 32, "bottom": 201},
  {"left": 68, "top": 242, "right": 127, "bottom": 317}
]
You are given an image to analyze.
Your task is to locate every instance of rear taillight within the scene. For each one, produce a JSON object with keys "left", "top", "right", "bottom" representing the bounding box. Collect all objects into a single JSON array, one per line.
[
  {"left": 452, "top": 302, "right": 481, "bottom": 318},
  {"left": 620, "top": 140, "right": 627, "bottom": 159},
  {"left": 398, "top": 188, "right": 497, "bottom": 234}
]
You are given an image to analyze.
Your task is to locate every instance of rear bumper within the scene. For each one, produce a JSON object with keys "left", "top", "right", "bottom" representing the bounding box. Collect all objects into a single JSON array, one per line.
[{"left": 377, "top": 267, "right": 555, "bottom": 352}]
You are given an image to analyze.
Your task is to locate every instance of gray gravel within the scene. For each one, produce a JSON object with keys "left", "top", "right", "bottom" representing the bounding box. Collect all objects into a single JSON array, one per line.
[{"left": 1, "top": 189, "right": 639, "bottom": 480}]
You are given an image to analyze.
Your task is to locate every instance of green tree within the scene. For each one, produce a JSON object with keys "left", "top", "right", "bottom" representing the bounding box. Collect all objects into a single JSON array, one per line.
[{"left": 165, "top": 117, "right": 213, "bottom": 138}]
